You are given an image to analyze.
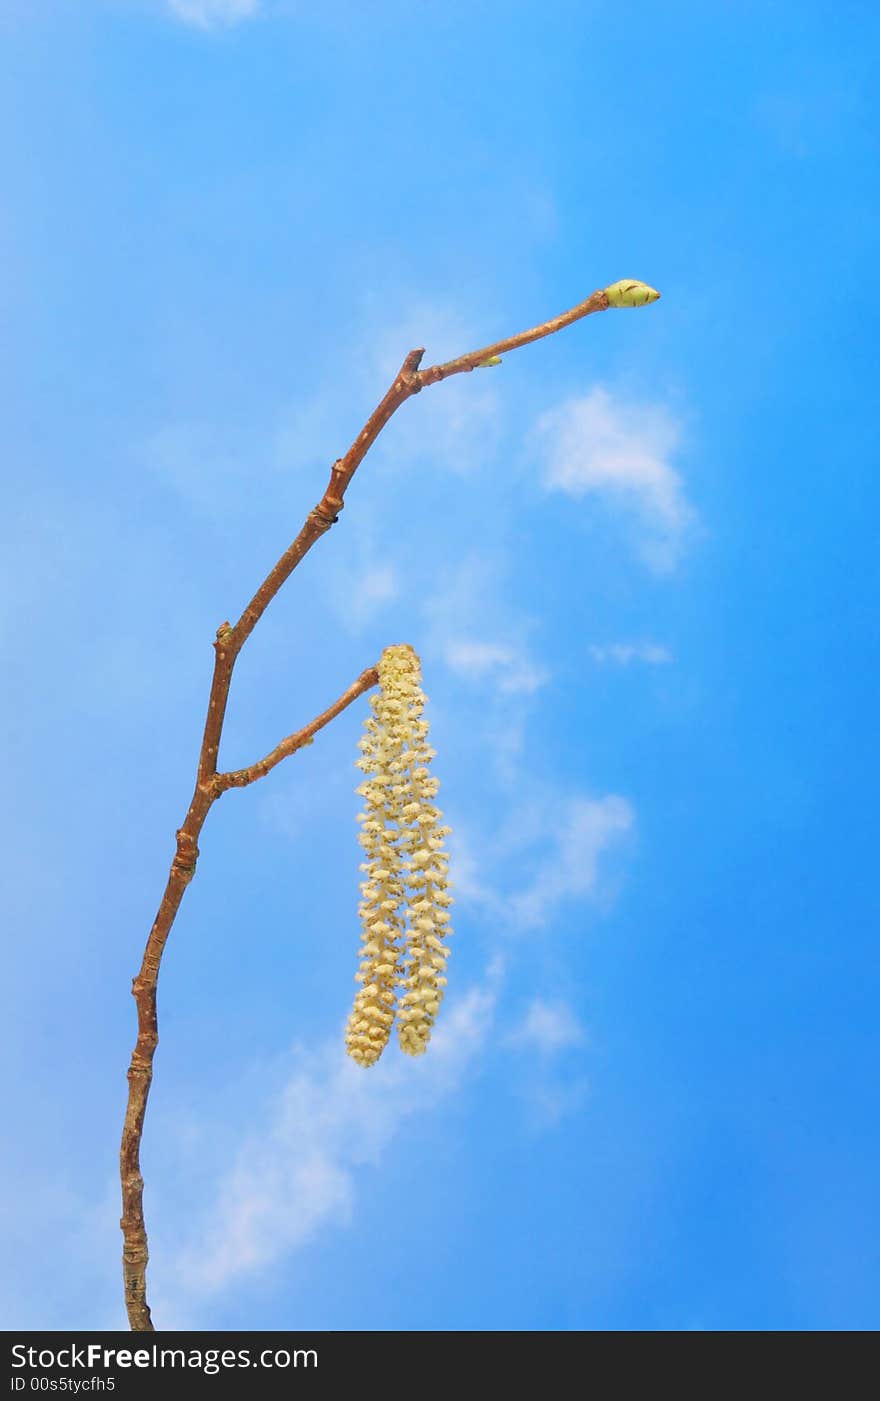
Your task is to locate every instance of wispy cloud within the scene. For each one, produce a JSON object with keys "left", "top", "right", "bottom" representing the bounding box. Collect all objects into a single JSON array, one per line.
[
  {"left": 509, "top": 997, "right": 587, "bottom": 1055},
  {"left": 370, "top": 304, "right": 502, "bottom": 476},
  {"left": 507, "top": 1000, "right": 590, "bottom": 1128},
  {"left": 167, "top": 0, "right": 261, "bottom": 28},
  {"left": 354, "top": 563, "right": 396, "bottom": 615},
  {"left": 455, "top": 794, "right": 634, "bottom": 933},
  {"left": 169, "top": 977, "right": 498, "bottom": 1300},
  {"left": 138, "top": 421, "right": 251, "bottom": 525},
  {"left": 421, "top": 559, "right": 634, "bottom": 926},
  {"left": 507, "top": 795, "right": 634, "bottom": 930},
  {"left": 443, "top": 639, "right": 548, "bottom": 695},
  {"left": 522, "top": 1078, "right": 589, "bottom": 1128},
  {"left": 588, "top": 642, "right": 672, "bottom": 666},
  {"left": 536, "top": 387, "right": 695, "bottom": 571},
  {"left": 327, "top": 561, "right": 398, "bottom": 631},
  {"left": 422, "top": 554, "right": 550, "bottom": 780},
  {"left": 154, "top": 523, "right": 634, "bottom": 1308}
]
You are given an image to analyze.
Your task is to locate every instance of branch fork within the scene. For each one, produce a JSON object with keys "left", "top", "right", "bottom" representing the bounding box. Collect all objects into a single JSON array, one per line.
[{"left": 119, "top": 281, "right": 657, "bottom": 1330}]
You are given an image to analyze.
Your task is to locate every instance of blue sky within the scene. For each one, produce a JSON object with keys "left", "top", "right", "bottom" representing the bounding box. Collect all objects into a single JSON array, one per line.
[{"left": 2, "top": 0, "right": 879, "bottom": 1331}]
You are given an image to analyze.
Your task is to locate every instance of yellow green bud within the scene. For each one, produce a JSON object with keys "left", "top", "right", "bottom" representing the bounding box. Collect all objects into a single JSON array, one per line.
[{"left": 604, "top": 279, "right": 661, "bottom": 309}]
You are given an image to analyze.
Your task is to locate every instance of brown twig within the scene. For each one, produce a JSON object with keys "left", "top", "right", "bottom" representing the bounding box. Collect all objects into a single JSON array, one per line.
[
  {"left": 418, "top": 288, "right": 609, "bottom": 386},
  {"left": 119, "top": 286, "right": 614, "bottom": 1331},
  {"left": 119, "top": 666, "right": 379, "bottom": 1331},
  {"left": 216, "top": 667, "right": 380, "bottom": 792}
]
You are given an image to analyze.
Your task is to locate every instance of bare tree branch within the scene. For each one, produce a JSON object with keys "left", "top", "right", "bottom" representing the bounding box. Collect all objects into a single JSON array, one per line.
[
  {"left": 119, "top": 285, "right": 620, "bottom": 1331},
  {"left": 216, "top": 667, "right": 380, "bottom": 793},
  {"left": 417, "top": 288, "right": 609, "bottom": 386}
]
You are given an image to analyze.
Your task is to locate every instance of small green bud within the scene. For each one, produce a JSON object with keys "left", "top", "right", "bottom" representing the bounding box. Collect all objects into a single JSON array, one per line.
[
  {"left": 476, "top": 355, "right": 502, "bottom": 367},
  {"left": 604, "top": 279, "right": 661, "bottom": 308}
]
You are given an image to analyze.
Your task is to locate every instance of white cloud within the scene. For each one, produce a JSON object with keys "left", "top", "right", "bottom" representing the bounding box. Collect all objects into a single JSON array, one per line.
[
  {"left": 370, "top": 304, "right": 502, "bottom": 476},
  {"left": 536, "top": 387, "right": 694, "bottom": 571},
  {"left": 453, "top": 794, "right": 634, "bottom": 933},
  {"left": 168, "top": 0, "right": 260, "bottom": 27},
  {"left": 423, "top": 554, "right": 500, "bottom": 635},
  {"left": 422, "top": 554, "right": 550, "bottom": 779},
  {"left": 446, "top": 827, "right": 495, "bottom": 908},
  {"left": 443, "top": 639, "right": 549, "bottom": 695},
  {"left": 422, "top": 565, "right": 635, "bottom": 929},
  {"left": 509, "top": 998, "right": 587, "bottom": 1055},
  {"left": 138, "top": 421, "right": 248, "bottom": 523},
  {"left": 169, "top": 978, "right": 498, "bottom": 1299},
  {"left": 508, "top": 1000, "right": 590, "bottom": 1129},
  {"left": 589, "top": 642, "right": 672, "bottom": 666},
  {"left": 507, "top": 795, "right": 634, "bottom": 930},
  {"left": 328, "top": 561, "right": 398, "bottom": 631},
  {"left": 523, "top": 1078, "right": 590, "bottom": 1129},
  {"left": 355, "top": 563, "right": 396, "bottom": 612}
]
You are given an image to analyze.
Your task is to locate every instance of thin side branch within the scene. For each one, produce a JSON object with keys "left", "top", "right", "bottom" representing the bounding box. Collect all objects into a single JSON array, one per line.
[
  {"left": 417, "top": 289, "right": 609, "bottom": 386},
  {"left": 120, "top": 286, "right": 615, "bottom": 1331},
  {"left": 216, "top": 666, "right": 379, "bottom": 792},
  {"left": 120, "top": 664, "right": 377, "bottom": 1330}
]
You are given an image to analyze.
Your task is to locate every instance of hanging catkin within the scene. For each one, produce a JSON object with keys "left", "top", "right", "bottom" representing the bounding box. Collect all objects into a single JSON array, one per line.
[{"left": 345, "top": 645, "right": 453, "bottom": 1066}]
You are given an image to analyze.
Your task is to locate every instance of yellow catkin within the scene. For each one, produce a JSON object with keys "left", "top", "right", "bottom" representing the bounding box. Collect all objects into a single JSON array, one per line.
[{"left": 344, "top": 645, "right": 453, "bottom": 1065}]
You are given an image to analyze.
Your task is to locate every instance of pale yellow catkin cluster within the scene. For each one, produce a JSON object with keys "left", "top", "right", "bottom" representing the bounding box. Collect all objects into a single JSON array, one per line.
[{"left": 345, "top": 645, "right": 453, "bottom": 1067}]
